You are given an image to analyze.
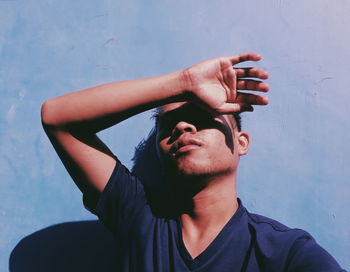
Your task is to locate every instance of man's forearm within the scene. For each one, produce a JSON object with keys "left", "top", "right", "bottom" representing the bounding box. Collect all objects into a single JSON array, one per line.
[{"left": 41, "top": 70, "right": 187, "bottom": 133}]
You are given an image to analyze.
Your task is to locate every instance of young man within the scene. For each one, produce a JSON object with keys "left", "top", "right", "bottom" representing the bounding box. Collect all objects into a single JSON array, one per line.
[{"left": 41, "top": 53, "right": 345, "bottom": 271}]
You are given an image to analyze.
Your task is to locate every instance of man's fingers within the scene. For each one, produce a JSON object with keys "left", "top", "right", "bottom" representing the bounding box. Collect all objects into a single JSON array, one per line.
[
  {"left": 235, "top": 92, "right": 269, "bottom": 105},
  {"left": 223, "top": 66, "right": 236, "bottom": 98},
  {"left": 217, "top": 103, "right": 254, "bottom": 114},
  {"left": 237, "top": 79, "right": 269, "bottom": 92},
  {"left": 235, "top": 67, "right": 269, "bottom": 80},
  {"left": 229, "top": 53, "right": 261, "bottom": 65}
]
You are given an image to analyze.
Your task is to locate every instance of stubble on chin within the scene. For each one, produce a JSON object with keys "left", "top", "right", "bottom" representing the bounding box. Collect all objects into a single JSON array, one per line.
[{"left": 165, "top": 156, "right": 233, "bottom": 183}]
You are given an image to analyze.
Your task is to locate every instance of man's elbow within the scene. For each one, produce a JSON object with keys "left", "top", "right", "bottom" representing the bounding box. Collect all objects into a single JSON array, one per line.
[{"left": 41, "top": 99, "right": 60, "bottom": 129}]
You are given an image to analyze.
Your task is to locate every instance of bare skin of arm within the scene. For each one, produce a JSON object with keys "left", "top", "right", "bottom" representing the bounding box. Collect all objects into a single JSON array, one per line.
[{"left": 41, "top": 53, "right": 269, "bottom": 203}]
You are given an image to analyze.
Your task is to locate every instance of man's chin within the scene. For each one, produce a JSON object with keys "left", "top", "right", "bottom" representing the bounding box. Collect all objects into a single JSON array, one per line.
[
  {"left": 165, "top": 160, "right": 234, "bottom": 182},
  {"left": 167, "top": 160, "right": 209, "bottom": 176},
  {"left": 167, "top": 164, "right": 219, "bottom": 183}
]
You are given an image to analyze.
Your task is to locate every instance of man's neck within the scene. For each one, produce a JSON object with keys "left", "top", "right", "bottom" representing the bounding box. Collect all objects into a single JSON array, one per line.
[{"left": 178, "top": 173, "right": 238, "bottom": 258}]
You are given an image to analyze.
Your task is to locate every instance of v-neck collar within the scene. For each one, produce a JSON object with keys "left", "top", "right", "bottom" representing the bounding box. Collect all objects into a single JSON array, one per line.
[{"left": 175, "top": 199, "right": 246, "bottom": 270}]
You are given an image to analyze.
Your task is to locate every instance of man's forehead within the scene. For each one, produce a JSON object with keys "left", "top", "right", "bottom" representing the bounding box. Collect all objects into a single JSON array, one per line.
[
  {"left": 159, "top": 102, "right": 188, "bottom": 114},
  {"left": 157, "top": 102, "right": 213, "bottom": 122}
]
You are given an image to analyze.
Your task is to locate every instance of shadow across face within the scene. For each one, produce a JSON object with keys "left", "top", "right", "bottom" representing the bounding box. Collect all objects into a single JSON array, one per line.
[{"left": 156, "top": 103, "right": 235, "bottom": 154}]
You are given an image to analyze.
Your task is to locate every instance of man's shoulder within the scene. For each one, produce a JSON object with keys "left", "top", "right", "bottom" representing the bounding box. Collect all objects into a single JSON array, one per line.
[
  {"left": 242, "top": 207, "right": 313, "bottom": 249},
  {"left": 246, "top": 211, "right": 307, "bottom": 235}
]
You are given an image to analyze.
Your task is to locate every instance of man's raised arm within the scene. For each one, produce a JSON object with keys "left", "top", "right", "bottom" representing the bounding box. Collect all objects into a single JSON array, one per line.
[{"left": 40, "top": 53, "right": 269, "bottom": 205}]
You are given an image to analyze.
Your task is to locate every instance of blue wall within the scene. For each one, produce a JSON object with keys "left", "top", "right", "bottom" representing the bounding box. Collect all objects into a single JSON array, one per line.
[{"left": 1, "top": 0, "right": 349, "bottom": 270}]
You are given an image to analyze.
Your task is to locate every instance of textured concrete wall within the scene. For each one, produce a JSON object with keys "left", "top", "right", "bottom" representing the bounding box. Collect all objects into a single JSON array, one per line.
[{"left": 1, "top": 0, "right": 349, "bottom": 270}]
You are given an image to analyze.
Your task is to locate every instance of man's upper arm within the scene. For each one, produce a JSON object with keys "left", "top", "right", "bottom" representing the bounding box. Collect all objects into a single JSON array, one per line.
[{"left": 43, "top": 124, "right": 117, "bottom": 207}]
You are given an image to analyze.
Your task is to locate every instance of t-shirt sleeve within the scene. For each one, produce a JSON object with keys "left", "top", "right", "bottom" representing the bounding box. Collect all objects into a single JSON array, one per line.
[
  {"left": 286, "top": 234, "right": 347, "bottom": 272},
  {"left": 83, "top": 160, "right": 148, "bottom": 233}
]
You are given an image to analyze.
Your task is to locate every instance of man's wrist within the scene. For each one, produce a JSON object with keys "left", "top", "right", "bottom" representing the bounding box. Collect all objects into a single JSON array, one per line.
[
  {"left": 172, "top": 68, "right": 196, "bottom": 101},
  {"left": 160, "top": 69, "right": 193, "bottom": 103}
]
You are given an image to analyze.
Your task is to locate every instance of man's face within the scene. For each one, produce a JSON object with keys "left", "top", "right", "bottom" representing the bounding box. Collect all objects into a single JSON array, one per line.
[{"left": 155, "top": 102, "right": 249, "bottom": 180}]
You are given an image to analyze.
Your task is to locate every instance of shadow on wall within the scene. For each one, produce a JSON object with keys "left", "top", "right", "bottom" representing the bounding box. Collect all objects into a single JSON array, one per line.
[
  {"left": 9, "top": 128, "right": 162, "bottom": 271},
  {"left": 9, "top": 220, "right": 119, "bottom": 272}
]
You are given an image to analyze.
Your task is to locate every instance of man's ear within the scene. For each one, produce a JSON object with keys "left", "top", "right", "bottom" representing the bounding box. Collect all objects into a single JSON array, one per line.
[{"left": 237, "top": 131, "right": 250, "bottom": 156}]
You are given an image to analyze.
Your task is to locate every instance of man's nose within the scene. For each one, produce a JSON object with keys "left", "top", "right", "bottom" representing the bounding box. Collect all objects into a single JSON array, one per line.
[{"left": 173, "top": 121, "right": 197, "bottom": 136}]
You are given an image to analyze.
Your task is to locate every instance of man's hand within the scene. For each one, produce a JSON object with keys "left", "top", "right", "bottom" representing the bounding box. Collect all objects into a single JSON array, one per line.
[{"left": 182, "top": 53, "right": 269, "bottom": 113}]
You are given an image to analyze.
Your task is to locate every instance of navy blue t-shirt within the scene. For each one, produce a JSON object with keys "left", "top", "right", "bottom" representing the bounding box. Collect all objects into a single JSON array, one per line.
[{"left": 86, "top": 162, "right": 346, "bottom": 272}]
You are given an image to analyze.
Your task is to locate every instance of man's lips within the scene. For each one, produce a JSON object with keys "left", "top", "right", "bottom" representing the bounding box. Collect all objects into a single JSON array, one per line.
[{"left": 170, "top": 136, "right": 203, "bottom": 156}]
